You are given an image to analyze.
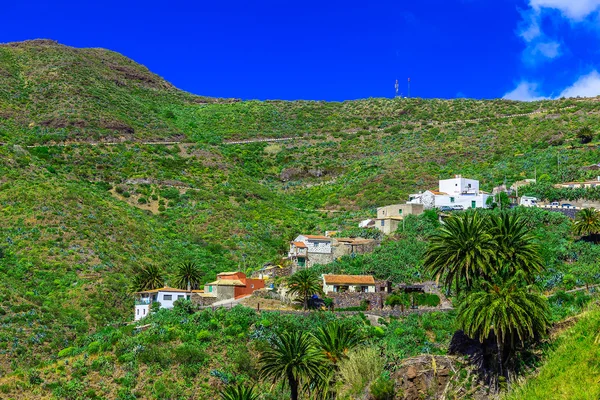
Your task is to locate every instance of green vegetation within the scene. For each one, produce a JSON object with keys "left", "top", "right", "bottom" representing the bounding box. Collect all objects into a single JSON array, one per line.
[
  {"left": 1, "top": 40, "right": 600, "bottom": 398},
  {"left": 505, "top": 307, "right": 600, "bottom": 400},
  {"left": 286, "top": 269, "right": 322, "bottom": 311}
]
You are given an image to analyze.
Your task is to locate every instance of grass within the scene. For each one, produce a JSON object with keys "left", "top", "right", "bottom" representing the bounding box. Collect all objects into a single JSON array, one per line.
[{"left": 505, "top": 306, "right": 600, "bottom": 400}]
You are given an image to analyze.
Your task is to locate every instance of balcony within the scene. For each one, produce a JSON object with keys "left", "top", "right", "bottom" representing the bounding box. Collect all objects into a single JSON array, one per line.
[{"left": 135, "top": 298, "right": 153, "bottom": 305}]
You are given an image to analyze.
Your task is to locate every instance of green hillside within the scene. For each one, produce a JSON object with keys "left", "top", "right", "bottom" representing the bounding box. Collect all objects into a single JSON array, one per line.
[{"left": 1, "top": 39, "right": 600, "bottom": 398}]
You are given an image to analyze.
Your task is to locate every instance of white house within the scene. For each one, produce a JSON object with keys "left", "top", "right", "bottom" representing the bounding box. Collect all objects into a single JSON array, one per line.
[
  {"left": 289, "top": 235, "right": 334, "bottom": 268},
  {"left": 408, "top": 175, "right": 492, "bottom": 210},
  {"left": 322, "top": 274, "right": 376, "bottom": 293},
  {"left": 134, "top": 287, "right": 195, "bottom": 321}
]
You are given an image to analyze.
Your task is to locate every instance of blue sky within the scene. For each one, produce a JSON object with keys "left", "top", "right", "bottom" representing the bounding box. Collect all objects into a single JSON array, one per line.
[{"left": 2, "top": 0, "right": 600, "bottom": 101}]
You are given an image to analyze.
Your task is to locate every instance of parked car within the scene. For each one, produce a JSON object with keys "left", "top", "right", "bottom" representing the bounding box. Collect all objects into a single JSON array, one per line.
[
  {"left": 549, "top": 201, "right": 560, "bottom": 207},
  {"left": 438, "top": 206, "right": 453, "bottom": 212},
  {"left": 561, "top": 203, "right": 573, "bottom": 208},
  {"left": 451, "top": 205, "right": 464, "bottom": 211}
]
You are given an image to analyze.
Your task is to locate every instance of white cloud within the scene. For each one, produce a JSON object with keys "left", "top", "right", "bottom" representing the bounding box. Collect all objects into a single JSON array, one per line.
[
  {"left": 530, "top": 0, "right": 600, "bottom": 21},
  {"left": 503, "top": 82, "right": 548, "bottom": 101},
  {"left": 533, "top": 41, "right": 561, "bottom": 58},
  {"left": 519, "top": 9, "right": 542, "bottom": 42},
  {"left": 558, "top": 70, "right": 600, "bottom": 97}
]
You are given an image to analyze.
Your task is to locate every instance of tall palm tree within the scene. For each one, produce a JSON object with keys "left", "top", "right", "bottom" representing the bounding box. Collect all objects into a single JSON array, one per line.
[
  {"left": 220, "top": 384, "right": 258, "bottom": 400},
  {"left": 313, "top": 322, "right": 363, "bottom": 365},
  {"left": 130, "top": 265, "right": 164, "bottom": 292},
  {"left": 287, "top": 269, "right": 322, "bottom": 311},
  {"left": 456, "top": 273, "right": 549, "bottom": 379},
  {"left": 260, "top": 330, "right": 327, "bottom": 400},
  {"left": 173, "top": 261, "right": 203, "bottom": 290},
  {"left": 489, "top": 213, "right": 543, "bottom": 281},
  {"left": 573, "top": 207, "right": 600, "bottom": 242},
  {"left": 310, "top": 322, "right": 364, "bottom": 400},
  {"left": 424, "top": 212, "right": 496, "bottom": 293}
]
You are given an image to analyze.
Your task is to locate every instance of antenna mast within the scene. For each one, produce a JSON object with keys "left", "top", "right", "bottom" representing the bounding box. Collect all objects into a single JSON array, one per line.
[
  {"left": 394, "top": 79, "right": 399, "bottom": 98},
  {"left": 407, "top": 77, "right": 411, "bottom": 98}
]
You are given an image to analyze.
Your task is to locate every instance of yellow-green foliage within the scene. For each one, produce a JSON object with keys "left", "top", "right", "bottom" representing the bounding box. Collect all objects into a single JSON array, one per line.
[
  {"left": 505, "top": 307, "right": 600, "bottom": 400},
  {"left": 337, "top": 346, "right": 384, "bottom": 397}
]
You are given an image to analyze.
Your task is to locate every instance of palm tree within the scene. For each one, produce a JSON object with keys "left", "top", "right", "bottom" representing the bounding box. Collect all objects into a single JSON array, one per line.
[
  {"left": 287, "top": 269, "right": 322, "bottom": 311},
  {"left": 260, "top": 330, "right": 327, "bottom": 400},
  {"left": 130, "top": 265, "right": 164, "bottom": 292},
  {"left": 573, "top": 207, "right": 600, "bottom": 242},
  {"left": 313, "top": 321, "right": 363, "bottom": 365},
  {"left": 489, "top": 213, "right": 543, "bottom": 281},
  {"left": 424, "top": 212, "right": 496, "bottom": 293},
  {"left": 219, "top": 384, "right": 258, "bottom": 400},
  {"left": 456, "top": 273, "right": 549, "bottom": 380},
  {"left": 173, "top": 261, "right": 203, "bottom": 290}
]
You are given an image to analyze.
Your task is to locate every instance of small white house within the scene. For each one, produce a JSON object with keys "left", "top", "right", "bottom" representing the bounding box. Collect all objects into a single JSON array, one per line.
[
  {"left": 322, "top": 274, "right": 376, "bottom": 293},
  {"left": 408, "top": 175, "right": 491, "bottom": 210},
  {"left": 134, "top": 287, "right": 194, "bottom": 321}
]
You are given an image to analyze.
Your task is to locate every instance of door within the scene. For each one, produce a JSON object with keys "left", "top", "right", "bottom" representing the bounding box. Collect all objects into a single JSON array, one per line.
[{"left": 471, "top": 200, "right": 476, "bottom": 209}]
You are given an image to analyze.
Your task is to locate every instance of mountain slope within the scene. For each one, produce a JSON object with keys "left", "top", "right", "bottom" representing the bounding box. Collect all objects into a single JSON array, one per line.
[{"left": 1, "top": 40, "right": 600, "bottom": 376}]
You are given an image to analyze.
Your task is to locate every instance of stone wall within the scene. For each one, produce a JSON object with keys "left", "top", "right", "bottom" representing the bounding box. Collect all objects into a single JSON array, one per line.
[
  {"left": 191, "top": 294, "right": 218, "bottom": 307},
  {"left": 328, "top": 291, "right": 389, "bottom": 309},
  {"left": 307, "top": 252, "right": 334, "bottom": 267}
]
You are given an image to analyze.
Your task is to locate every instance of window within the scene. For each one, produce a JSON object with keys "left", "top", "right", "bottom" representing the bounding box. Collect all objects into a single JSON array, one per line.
[
  {"left": 471, "top": 200, "right": 476, "bottom": 208},
  {"left": 208, "top": 286, "right": 213, "bottom": 292},
  {"left": 251, "top": 284, "right": 254, "bottom": 288},
  {"left": 177, "top": 295, "right": 184, "bottom": 299},
  {"left": 163, "top": 295, "right": 172, "bottom": 301},
  {"left": 381, "top": 220, "right": 385, "bottom": 227},
  {"left": 450, "top": 197, "right": 455, "bottom": 203},
  {"left": 137, "top": 309, "right": 139, "bottom": 315},
  {"left": 143, "top": 309, "right": 146, "bottom": 315},
  {"left": 398, "top": 209, "right": 403, "bottom": 214}
]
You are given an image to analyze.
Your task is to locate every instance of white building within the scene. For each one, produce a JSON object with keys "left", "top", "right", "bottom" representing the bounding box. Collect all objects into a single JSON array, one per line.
[
  {"left": 322, "top": 274, "right": 376, "bottom": 293},
  {"left": 408, "top": 175, "right": 492, "bottom": 210},
  {"left": 408, "top": 175, "right": 492, "bottom": 209},
  {"left": 134, "top": 287, "right": 195, "bottom": 321},
  {"left": 289, "top": 235, "right": 334, "bottom": 268}
]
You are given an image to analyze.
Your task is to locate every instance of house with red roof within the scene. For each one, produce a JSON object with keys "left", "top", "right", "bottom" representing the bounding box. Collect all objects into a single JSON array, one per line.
[
  {"left": 288, "top": 234, "right": 335, "bottom": 268},
  {"left": 203, "top": 271, "right": 265, "bottom": 301}
]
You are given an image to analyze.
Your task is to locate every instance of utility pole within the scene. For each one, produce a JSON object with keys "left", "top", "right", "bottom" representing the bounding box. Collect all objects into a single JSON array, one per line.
[
  {"left": 395, "top": 79, "right": 399, "bottom": 98},
  {"left": 407, "top": 77, "right": 411, "bottom": 98}
]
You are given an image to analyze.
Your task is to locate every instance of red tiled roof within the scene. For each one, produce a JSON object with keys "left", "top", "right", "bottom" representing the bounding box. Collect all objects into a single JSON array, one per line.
[
  {"left": 292, "top": 241, "right": 307, "bottom": 248},
  {"left": 323, "top": 274, "right": 376, "bottom": 285},
  {"left": 304, "top": 235, "right": 332, "bottom": 241}
]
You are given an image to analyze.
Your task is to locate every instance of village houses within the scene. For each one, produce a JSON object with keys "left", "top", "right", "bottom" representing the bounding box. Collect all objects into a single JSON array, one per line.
[
  {"left": 407, "top": 175, "right": 492, "bottom": 210},
  {"left": 288, "top": 234, "right": 378, "bottom": 268}
]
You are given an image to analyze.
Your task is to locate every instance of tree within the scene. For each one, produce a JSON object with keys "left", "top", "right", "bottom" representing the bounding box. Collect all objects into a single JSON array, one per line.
[
  {"left": 573, "top": 208, "right": 600, "bottom": 242},
  {"left": 314, "top": 321, "right": 363, "bottom": 365},
  {"left": 287, "top": 269, "right": 322, "bottom": 311},
  {"left": 219, "top": 384, "right": 258, "bottom": 400},
  {"left": 456, "top": 273, "right": 549, "bottom": 380},
  {"left": 424, "top": 212, "right": 496, "bottom": 292},
  {"left": 260, "top": 330, "right": 327, "bottom": 400},
  {"left": 130, "top": 265, "right": 164, "bottom": 292},
  {"left": 489, "top": 213, "right": 543, "bottom": 281},
  {"left": 173, "top": 261, "right": 203, "bottom": 290}
]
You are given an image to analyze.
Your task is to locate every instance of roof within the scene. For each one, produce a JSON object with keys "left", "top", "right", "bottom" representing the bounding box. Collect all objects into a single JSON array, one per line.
[
  {"left": 135, "top": 286, "right": 191, "bottom": 294},
  {"left": 377, "top": 216, "right": 404, "bottom": 221},
  {"left": 335, "top": 237, "right": 375, "bottom": 245},
  {"left": 206, "top": 279, "right": 246, "bottom": 287},
  {"left": 292, "top": 241, "right": 307, "bottom": 248},
  {"left": 217, "top": 271, "right": 239, "bottom": 276},
  {"left": 322, "top": 274, "right": 376, "bottom": 285},
  {"left": 430, "top": 190, "right": 448, "bottom": 195},
  {"left": 304, "top": 235, "right": 332, "bottom": 241}
]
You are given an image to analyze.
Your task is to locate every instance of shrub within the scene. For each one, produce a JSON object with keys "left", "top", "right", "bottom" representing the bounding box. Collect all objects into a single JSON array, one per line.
[
  {"left": 173, "top": 343, "right": 206, "bottom": 365},
  {"left": 138, "top": 197, "right": 147, "bottom": 204},
  {"left": 87, "top": 341, "right": 101, "bottom": 354},
  {"left": 370, "top": 373, "right": 395, "bottom": 400},
  {"left": 196, "top": 330, "right": 212, "bottom": 342},
  {"left": 158, "top": 205, "right": 166, "bottom": 212},
  {"left": 58, "top": 346, "right": 76, "bottom": 358},
  {"left": 338, "top": 347, "right": 385, "bottom": 397}
]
